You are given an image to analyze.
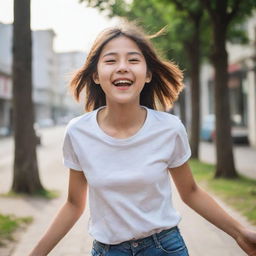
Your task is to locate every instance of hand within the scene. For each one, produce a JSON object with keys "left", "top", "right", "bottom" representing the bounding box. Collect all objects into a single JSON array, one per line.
[{"left": 236, "top": 228, "right": 256, "bottom": 256}]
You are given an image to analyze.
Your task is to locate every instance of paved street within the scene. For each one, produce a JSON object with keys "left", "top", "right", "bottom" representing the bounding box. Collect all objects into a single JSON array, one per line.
[{"left": 0, "top": 126, "right": 255, "bottom": 256}]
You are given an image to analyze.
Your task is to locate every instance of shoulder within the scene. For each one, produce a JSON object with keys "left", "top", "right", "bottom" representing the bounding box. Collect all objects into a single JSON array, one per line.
[
  {"left": 65, "top": 110, "right": 95, "bottom": 135},
  {"left": 148, "top": 108, "right": 183, "bottom": 130}
]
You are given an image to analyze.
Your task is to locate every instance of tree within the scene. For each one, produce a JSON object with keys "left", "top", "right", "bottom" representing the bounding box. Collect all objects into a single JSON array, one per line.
[
  {"left": 199, "top": 0, "right": 256, "bottom": 178},
  {"left": 12, "top": 0, "right": 44, "bottom": 193},
  {"left": 164, "top": 0, "right": 204, "bottom": 159}
]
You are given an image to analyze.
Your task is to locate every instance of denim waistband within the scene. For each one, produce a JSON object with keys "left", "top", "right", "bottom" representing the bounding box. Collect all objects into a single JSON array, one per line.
[{"left": 94, "top": 226, "right": 178, "bottom": 251}]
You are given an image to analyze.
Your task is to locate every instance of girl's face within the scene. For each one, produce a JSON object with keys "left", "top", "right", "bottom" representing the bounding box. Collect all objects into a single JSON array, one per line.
[{"left": 93, "top": 36, "right": 152, "bottom": 106}]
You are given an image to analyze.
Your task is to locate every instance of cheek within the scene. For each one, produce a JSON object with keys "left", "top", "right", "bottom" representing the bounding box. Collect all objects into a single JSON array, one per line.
[
  {"left": 136, "top": 66, "right": 148, "bottom": 80},
  {"left": 97, "top": 66, "right": 113, "bottom": 81}
]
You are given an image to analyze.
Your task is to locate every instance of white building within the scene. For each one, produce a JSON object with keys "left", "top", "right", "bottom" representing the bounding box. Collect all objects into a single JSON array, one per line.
[
  {"left": 0, "top": 23, "right": 59, "bottom": 131},
  {"left": 0, "top": 23, "right": 12, "bottom": 135},
  {"left": 0, "top": 70, "right": 12, "bottom": 135},
  {"left": 32, "top": 29, "right": 57, "bottom": 124},
  {"left": 227, "top": 14, "right": 256, "bottom": 147},
  {"left": 0, "top": 23, "right": 85, "bottom": 133},
  {"left": 55, "top": 51, "right": 87, "bottom": 121},
  {"left": 0, "top": 23, "right": 12, "bottom": 74}
]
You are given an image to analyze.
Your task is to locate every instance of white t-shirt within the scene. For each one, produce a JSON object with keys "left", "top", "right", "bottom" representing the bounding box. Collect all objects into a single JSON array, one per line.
[{"left": 62, "top": 106, "right": 191, "bottom": 244}]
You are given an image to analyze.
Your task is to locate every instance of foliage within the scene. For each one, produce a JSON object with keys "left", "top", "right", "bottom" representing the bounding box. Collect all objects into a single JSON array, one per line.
[
  {"left": 127, "top": 0, "right": 189, "bottom": 68},
  {"left": 79, "top": 0, "right": 128, "bottom": 17},
  {"left": 81, "top": 0, "right": 205, "bottom": 71},
  {"left": 81, "top": 0, "right": 253, "bottom": 63},
  {"left": 79, "top": 0, "right": 253, "bottom": 60},
  {"left": 200, "top": 0, "right": 256, "bottom": 44}
]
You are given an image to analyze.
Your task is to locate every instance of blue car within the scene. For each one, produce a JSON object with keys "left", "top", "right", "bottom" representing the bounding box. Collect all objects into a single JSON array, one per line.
[{"left": 200, "top": 115, "right": 215, "bottom": 142}]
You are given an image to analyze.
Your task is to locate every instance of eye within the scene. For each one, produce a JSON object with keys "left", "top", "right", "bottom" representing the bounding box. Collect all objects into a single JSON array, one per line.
[
  {"left": 129, "top": 58, "right": 140, "bottom": 63},
  {"left": 105, "top": 59, "right": 116, "bottom": 63}
]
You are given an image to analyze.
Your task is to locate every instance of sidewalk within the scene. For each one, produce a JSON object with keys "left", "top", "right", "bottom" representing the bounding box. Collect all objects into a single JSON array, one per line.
[
  {"left": 199, "top": 141, "right": 256, "bottom": 179},
  {"left": 0, "top": 127, "right": 255, "bottom": 256}
]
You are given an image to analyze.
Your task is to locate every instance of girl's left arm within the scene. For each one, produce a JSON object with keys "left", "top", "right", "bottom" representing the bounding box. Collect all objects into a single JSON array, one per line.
[{"left": 169, "top": 162, "right": 256, "bottom": 256}]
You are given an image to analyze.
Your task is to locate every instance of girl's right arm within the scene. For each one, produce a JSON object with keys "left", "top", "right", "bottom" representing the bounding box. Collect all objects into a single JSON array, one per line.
[{"left": 29, "top": 169, "right": 88, "bottom": 256}]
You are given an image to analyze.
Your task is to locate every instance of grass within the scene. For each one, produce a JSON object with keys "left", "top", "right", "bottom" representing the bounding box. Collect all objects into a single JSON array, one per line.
[
  {"left": 1, "top": 189, "right": 60, "bottom": 199},
  {"left": 0, "top": 214, "right": 33, "bottom": 246},
  {"left": 189, "top": 159, "right": 256, "bottom": 225},
  {"left": 0, "top": 188, "right": 59, "bottom": 246},
  {"left": 33, "top": 189, "right": 60, "bottom": 199}
]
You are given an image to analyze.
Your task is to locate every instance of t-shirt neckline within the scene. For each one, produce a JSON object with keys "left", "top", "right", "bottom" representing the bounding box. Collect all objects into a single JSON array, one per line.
[{"left": 94, "top": 106, "right": 150, "bottom": 144}]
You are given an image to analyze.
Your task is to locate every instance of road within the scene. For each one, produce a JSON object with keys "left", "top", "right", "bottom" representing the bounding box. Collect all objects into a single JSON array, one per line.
[{"left": 0, "top": 126, "right": 254, "bottom": 255}]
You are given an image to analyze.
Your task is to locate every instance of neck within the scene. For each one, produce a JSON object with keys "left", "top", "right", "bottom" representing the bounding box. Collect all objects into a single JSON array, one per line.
[{"left": 101, "top": 102, "right": 145, "bottom": 129}]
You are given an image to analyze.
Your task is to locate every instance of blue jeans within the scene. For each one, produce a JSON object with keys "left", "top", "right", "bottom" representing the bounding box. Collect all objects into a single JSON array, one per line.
[{"left": 91, "top": 226, "right": 189, "bottom": 256}]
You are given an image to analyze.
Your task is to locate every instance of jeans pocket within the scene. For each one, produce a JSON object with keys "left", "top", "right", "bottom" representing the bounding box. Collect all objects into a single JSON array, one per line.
[{"left": 158, "top": 229, "right": 188, "bottom": 254}]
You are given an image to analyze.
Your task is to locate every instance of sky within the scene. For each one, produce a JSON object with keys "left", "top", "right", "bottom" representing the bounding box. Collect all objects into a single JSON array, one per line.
[{"left": 0, "top": 0, "right": 117, "bottom": 53}]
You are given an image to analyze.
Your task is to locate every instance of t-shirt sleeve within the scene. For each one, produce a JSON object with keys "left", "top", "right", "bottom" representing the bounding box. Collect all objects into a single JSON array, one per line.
[
  {"left": 168, "top": 121, "right": 191, "bottom": 168},
  {"left": 62, "top": 128, "right": 83, "bottom": 171}
]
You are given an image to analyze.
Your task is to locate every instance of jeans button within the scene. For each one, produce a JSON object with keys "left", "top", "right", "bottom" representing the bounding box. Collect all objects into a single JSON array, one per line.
[{"left": 132, "top": 242, "right": 138, "bottom": 247}]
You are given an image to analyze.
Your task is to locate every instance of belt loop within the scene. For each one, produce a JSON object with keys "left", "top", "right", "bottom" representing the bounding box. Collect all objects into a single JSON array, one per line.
[
  {"left": 104, "top": 244, "right": 110, "bottom": 252},
  {"left": 152, "top": 233, "right": 161, "bottom": 249}
]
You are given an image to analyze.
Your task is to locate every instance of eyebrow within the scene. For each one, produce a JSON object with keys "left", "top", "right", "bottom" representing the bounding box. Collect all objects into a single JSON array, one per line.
[{"left": 102, "top": 51, "right": 143, "bottom": 58}]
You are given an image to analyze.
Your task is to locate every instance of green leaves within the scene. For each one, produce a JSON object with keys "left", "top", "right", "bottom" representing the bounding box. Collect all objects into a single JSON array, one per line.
[{"left": 79, "top": 0, "right": 255, "bottom": 69}]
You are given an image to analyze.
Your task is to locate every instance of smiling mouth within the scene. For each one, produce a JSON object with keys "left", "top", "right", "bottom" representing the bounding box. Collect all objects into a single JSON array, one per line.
[{"left": 113, "top": 79, "right": 133, "bottom": 87}]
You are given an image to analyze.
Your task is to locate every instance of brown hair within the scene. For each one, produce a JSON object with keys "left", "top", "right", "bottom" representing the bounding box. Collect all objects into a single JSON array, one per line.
[{"left": 70, "top": 22, "right": 184, "bottom": 111}]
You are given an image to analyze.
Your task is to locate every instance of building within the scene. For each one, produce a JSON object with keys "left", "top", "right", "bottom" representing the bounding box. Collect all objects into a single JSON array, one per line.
[
  {"left": 0, "top": 70, "right": 12, "bottom": 135},
  {"left": 200, "top": 13, "right": 256, "bottom": 147},
  {"left": 0, "top": 23, "right": 58, "bottom": 131},
  {"left": 32, "top": 29, "right": 57, "bottom": 125},
  {"left": 0, "top": 22, "right": 85, "bottom": 133},
  {"left": 0, "top": 23, "right": 12, "bottom": 135},
  {"left": 227, "top": 14, "right": 256, "bottom": 147},
  {"left": 55, "top": 51, "right": 86, "bottom": 122}
]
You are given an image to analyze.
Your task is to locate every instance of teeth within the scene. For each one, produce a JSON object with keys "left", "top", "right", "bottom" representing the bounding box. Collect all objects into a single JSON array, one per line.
[{"left": 113, "top": 80, "right": 133, "bottom": 86}]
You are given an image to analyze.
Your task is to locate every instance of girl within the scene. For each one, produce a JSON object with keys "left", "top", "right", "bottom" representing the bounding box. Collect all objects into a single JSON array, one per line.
[{"left": 29, "top": 22, "right": 256, "bottom": 256}]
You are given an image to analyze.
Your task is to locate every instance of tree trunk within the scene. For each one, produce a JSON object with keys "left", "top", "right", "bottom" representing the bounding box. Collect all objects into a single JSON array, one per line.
[
  {"left": 187, "top": 24, "right": 201, "bottom": 159},
  {"left": 12, "top": 0, "right": 44, "bottom": 193},
  {"left": 212, "top": 22, "right": 238, "bottom": 178},
  {"left": 179, "top": 90, "right": 186, "bottom": 126}
]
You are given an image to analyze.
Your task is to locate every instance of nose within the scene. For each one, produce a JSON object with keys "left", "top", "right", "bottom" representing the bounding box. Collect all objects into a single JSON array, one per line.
[{"left": 116, "top": 60, "right": 129, "bottom": 73}]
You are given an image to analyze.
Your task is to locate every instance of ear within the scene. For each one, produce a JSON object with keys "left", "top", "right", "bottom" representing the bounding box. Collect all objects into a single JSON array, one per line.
[
  {"left": 93, "top": 72, "right": 100, "bottom": 84},
  {"left": 146, "top": 70, "right": 152, "bottom": 83}
]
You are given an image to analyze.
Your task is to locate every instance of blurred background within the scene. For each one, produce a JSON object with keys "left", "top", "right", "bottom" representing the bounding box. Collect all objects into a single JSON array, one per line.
[
  {"left": 0, "top": 0, "right": 256, "bottom": 255},
  {"left": 0, "top": 0, "right": 255, "bottom": 147},
  {"left": 0, "top": 0, "right": 117, "bottom": 133}
]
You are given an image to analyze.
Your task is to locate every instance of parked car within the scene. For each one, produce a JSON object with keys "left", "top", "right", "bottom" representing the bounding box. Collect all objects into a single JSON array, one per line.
[
  {"left": 37, "top": 118, "right": 54, "bottom": 128},
  {"left": 200, "top": 115, "right": 249, "bottom": 144},
  {"left": 200, "top": 115, "right": 215, "bottom": 142},
  {"left": 0, "top": 127, "right": 11, "bottom": 137}
]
